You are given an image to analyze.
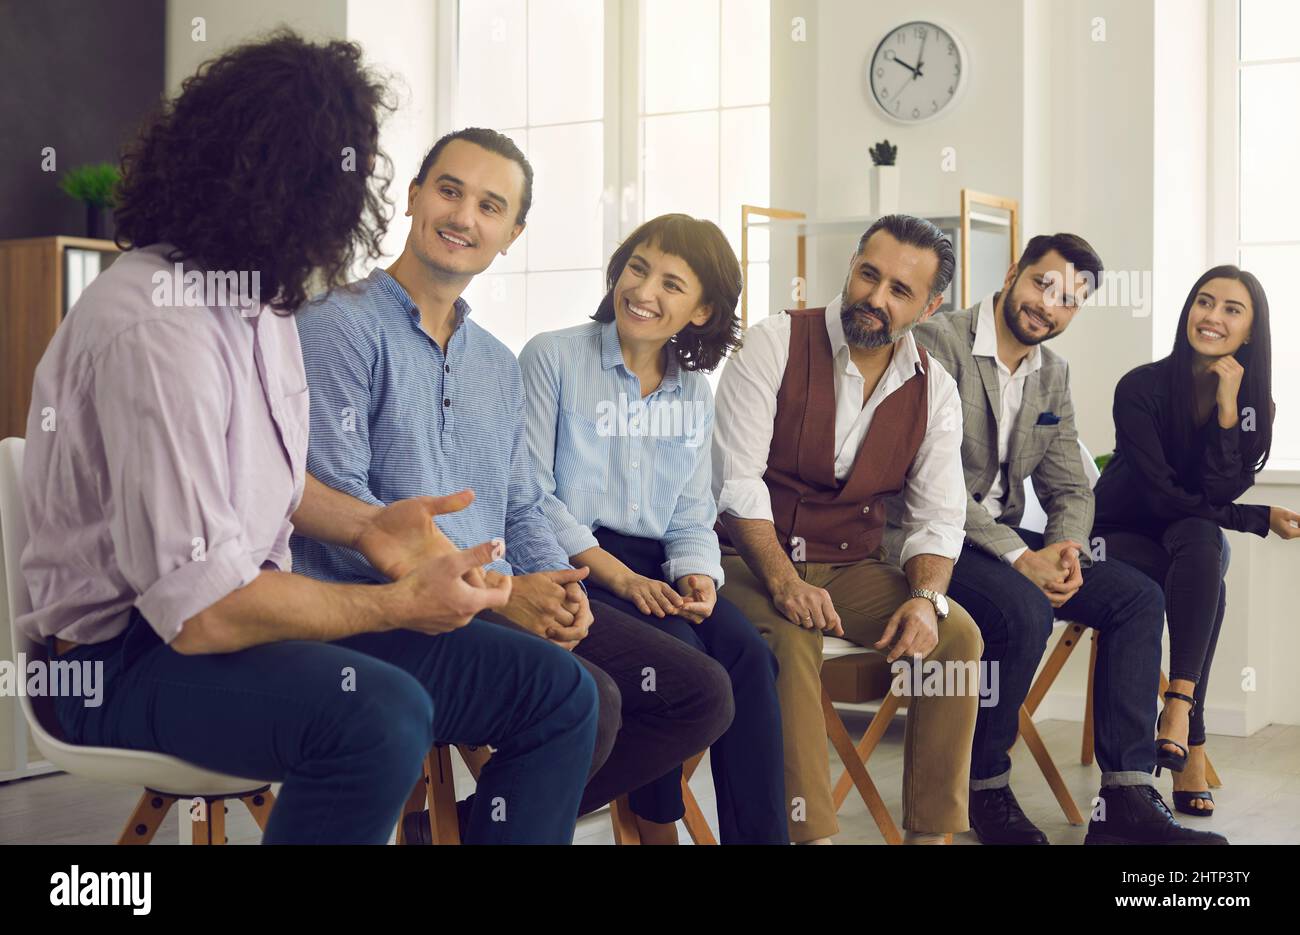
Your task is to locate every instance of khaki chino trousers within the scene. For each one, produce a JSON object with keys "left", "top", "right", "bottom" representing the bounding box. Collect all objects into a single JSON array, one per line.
[{"left": 720, "top": 550, "right": 982, "bottom": 841}]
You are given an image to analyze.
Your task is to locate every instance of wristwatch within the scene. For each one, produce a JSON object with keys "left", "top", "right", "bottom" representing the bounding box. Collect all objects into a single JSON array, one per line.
[{"left": 909, "top": 588, "right": 950, "bottom": 620}]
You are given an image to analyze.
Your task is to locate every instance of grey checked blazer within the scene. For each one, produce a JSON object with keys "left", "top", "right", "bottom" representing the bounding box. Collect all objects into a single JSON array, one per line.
[{"left": 884, "top": 300, "right": 1095, "bottom": 565}]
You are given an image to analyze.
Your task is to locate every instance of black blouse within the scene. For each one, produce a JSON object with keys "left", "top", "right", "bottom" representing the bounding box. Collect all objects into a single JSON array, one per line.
[{"left": 1093, "top": 358, "right": 1270, "bottom": 538}]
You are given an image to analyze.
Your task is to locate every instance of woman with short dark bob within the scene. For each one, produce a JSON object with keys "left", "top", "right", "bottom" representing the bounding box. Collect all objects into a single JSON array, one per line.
[
  {"left": 519, "top": 214, "right": 787, "bottom": 844},
  {"left": 1092, "top": 265, "right": 1299, "bottom": 819}
]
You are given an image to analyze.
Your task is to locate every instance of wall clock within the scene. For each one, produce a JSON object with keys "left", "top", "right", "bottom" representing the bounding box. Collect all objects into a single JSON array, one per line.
[{"left": 867, "top": 21, "right": 966, "bottom": 124}]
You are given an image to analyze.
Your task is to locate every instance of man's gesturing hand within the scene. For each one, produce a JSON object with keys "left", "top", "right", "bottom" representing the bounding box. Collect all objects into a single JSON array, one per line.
[
  {"left": 353, "top": 490, "right": 477, "bottom": 581},
  {"left": 391, "top": 541, "right": 512, "bottom": 634}
]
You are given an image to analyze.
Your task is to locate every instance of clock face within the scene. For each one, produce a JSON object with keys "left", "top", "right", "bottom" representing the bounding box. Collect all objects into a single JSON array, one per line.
[{"left": 868, "top": 21, "right": 964, "bottom": 123}]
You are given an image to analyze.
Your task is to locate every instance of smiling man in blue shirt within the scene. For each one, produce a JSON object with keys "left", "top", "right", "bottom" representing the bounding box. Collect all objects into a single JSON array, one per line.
[{"left": 292, "top": 128, "right": 732, "bottom": 828}]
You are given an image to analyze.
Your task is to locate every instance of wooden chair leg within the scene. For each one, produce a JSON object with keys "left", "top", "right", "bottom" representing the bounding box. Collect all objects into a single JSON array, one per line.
[
  {"left": 677, "top": 750, "right": 718, "bottom": 843},
  {"left": 821, "top": 686, "right": 901, "bottom": 844},
  {"left": 1025, "top": 624, "right": 1085, "bottom": 715},
  {"left": 680, "top": 778, "right": 717, "bottom": 845},
  {"left": 830, "top": 684, "right": 902, "bottom": 810},
  {"left": 610, "top": 796, "right": 641, "bottom": 844},
  {"left": 682, "top": 750, "right": 705, "bottom": 782},
  {"left": 1205, "top": 752, "right": 1222, "bottom": 788},
  {"left": 426, "top": 745, "right": 461, "bottom": 844},
  {"left": 1081, "top": 632, "right": 1098, "bottom": 765},
  {"left": 117, "top": 791, "right": 177, "bottom": 845},
  {"left": 606, "top": 755, "right": 716, "bottom": 844},
  {"left": 1018, "top": 706, "right": 1084, "bottom": 825},
  {"left": 191, "top": 796, "right": 226, "bottom": 845},
  {"left": 395, "top": 775, "right": 430, "bottom": 845},
  {"left": 457, "top": 744, "right": 491, "bottom": 780},
  {"left": 240, "top": 787, "right": 275, "bottom": 833}
]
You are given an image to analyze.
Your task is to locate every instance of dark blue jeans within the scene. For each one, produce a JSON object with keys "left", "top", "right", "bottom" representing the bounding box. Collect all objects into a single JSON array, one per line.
[
  {"left": 590, "top": 528, "right": 788, "bottom": 844},
  {"left": 1094, "top": 519, "right": 1232, "bottom": 746},
  {"left": 51, "top": 610, "right": 598, "bottom": 844},
  {"left": 947, "top": 528, "right": 1164, "bottom": 788}
]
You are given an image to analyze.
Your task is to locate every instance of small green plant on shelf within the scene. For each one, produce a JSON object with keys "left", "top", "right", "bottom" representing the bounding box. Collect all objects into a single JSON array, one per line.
[
  {"left": 58, "top": 162, "right": 121, "bottom": 238},
  {"left": 58, "top": 162, "right": 121, "bottom": 208}
]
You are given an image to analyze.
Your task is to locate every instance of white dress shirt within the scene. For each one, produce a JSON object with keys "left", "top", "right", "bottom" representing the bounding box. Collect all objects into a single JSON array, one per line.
[
  {"left": 712, "top": 296, "right": 967, "bottom": 566},
  {"left": 973, "top": 292, "right": 1042, "bottom": 565}
]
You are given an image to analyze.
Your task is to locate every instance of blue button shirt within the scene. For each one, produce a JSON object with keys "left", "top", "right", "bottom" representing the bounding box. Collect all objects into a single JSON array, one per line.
[
  {"left": 291, "top": 268, "right": 570, "bottom": 582},
  {"left": 519, "top": 320, "right": 724, "bottom": 586}
]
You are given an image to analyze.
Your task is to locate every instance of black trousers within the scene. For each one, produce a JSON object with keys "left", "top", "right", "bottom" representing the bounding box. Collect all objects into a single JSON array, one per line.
[
  {"left": 1094, "top": 517, "right": 1232, "bottom": 746},
  {"left": 477, "top": 598, "right": 734, "bottom": 826},
  {"left": 587, "top": 528, "right": 788, "bottom": 844}
]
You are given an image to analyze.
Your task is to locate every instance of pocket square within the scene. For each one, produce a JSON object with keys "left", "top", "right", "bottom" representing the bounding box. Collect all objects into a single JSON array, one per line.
[{"left": 1036, "top": 412, "right": 1060, "bottom": 425}]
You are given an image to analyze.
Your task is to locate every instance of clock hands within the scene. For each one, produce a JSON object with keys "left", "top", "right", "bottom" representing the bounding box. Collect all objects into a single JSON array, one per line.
[
  {"left": 883, "top": 48, "right": 922, "bottom": 79},
  {"left": 915, "top": 30, "right": 928, "bottom": 78}
]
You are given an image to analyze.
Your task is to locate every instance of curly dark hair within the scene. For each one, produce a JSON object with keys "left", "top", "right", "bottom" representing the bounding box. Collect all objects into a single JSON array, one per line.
[
  {"left": 592, "top": 214, "right": 743, "bottom": 372},
  {"left": 114, "top": 29, "right": 395, "bottom": 312}
]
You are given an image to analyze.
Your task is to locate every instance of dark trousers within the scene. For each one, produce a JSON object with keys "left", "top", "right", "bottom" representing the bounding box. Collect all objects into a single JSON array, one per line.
[
  {"left": 1095, "top": 518, "right": 1232, "bottom": 746},
  {"left": 947, "top": 527, "right": 1165, "bottom": 786},
  {"left": 472, "top": 601, "right": 734, "bottom": 828},
  {"left": 587, "top": 528, "right": 788, "bottom": 844},
  {"left": 51, "top": 610, "right": 598, "bottom": 844}
]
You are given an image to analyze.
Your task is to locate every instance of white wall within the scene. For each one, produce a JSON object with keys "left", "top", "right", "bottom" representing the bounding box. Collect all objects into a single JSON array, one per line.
[
  {"left": 801, "top": 0, "right": 1026, "bottom": 305},
  {"left": 345, "top": 0, "right": 438, "bottom": 263},
  {"left": 166, "top": 0, "right": 348, "bottom": 94},
  {"left": 166, "top": 0, "right": 438, "bottom": 267}
]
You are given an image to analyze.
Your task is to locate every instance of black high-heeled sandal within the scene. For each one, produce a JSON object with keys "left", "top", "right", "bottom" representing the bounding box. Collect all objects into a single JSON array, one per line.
[
  {"left": 1154, "top": 690, "right": 1195, "bottom": 776},
  {"left": 1172, "top": 790, "right": 1215, "bottom": 817}
]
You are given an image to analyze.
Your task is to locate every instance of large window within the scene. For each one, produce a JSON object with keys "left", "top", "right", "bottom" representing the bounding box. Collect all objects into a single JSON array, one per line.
[
  {"left": 454, "top": 0, "right": 608, "bottom": 347},
  {"left": 1234, "top": 0, "right": 1300, "bottom": 465},
  {"left": 452, "top": 0, "right": 770, "bottom": 355},
  {"left": 641, "top": 0, "right": 771, "bottom": 326}
]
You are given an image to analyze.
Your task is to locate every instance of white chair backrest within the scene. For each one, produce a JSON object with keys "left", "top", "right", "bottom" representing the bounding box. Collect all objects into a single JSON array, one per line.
[
  {"left": 1018, "top": 439, "right": 1100, "bottom": 535},
  {"left": 0, "top": 437, "right": 54, "bottom": 740}
]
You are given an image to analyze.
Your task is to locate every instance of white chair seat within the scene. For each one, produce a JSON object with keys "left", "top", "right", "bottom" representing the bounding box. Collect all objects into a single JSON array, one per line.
[
  {"left": 822, "top": 636, "right": 872, "bottom": 658},
  {"left": 30, "top": 732, "right": 271, "bottom": 798}
]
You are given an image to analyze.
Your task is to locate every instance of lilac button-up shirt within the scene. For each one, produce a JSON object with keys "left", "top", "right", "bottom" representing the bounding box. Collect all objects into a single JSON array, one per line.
[{"left": 19, "top": 244, "right": 308, "bottom": 646}]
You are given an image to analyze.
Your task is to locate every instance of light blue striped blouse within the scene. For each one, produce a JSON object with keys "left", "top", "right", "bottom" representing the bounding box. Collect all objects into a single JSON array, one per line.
[{"left": 518, "top": 319, "right": 725, "bottom": 586}]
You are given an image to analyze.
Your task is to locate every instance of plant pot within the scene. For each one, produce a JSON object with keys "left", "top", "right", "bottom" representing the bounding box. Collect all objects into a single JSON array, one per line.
[
  {"left": 870, "top": 165, "right": 900, "bottom": 216},
  {"left": 84, "top": 202, "right": 111, "bottom": 240}
]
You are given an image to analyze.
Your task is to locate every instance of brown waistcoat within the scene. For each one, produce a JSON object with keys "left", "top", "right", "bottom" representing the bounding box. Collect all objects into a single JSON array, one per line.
[{"left": 722, "top": 307, "right": 930, "bottom": 563}]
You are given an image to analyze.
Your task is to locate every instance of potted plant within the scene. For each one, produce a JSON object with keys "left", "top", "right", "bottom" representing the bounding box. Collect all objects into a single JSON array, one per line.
[
  {"left": 58, "top": 162, "right": 121, "bottom": 240},
  {"left": 869, "top": 139, "right": 899, "bottom": 216}
]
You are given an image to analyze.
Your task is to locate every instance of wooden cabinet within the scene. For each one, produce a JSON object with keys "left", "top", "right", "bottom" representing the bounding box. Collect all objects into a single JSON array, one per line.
[{"left": 0, "top": 237, "right": 120, "bottom": 440}]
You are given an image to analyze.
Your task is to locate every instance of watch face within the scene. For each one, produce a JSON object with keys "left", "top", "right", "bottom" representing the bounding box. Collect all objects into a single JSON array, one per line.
[
  {"left": 868, "top": 21, "right": 963, "bottom": 123},
  {"left": 934, "top": 592, "right": 950, "bottom": 618}
]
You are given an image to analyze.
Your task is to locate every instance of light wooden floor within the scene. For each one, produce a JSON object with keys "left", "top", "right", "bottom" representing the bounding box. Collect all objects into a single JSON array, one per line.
[{"left": 3, "top": 713, "right": 1297, "bottom": 845}]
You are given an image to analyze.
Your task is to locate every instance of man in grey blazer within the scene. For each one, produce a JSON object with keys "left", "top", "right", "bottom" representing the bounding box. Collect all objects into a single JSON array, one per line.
[{"left": 890, "top": 233, "right": 1225, "bottom": 845}]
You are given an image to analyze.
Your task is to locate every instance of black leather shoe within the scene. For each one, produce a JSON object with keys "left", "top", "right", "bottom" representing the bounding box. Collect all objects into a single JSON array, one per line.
[
  {"left": 969, "top": 786, "right": 1049, "bottom": 845},
  {"left": 1084, "top": 785, "right": 1228, "bottom": 845}
]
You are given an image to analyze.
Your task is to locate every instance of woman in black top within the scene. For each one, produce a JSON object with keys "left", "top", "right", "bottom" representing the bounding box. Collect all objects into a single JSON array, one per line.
[{"left": 1093, "top": 265, "right": 1299, "bottom": 818}]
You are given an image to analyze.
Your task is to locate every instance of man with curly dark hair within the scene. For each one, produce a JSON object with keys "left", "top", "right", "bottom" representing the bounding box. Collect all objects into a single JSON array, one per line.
[
  {"left": 19, "top": 32, "right": 602, "bottom": 844},
  {"left": 293, "top": 128, "right": 736, "bottom": 838}
]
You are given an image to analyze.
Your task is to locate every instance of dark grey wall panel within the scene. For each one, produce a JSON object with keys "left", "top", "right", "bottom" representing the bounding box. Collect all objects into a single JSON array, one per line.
[{"left": 0, "top": 0, "right": 165, "bottom": 240}]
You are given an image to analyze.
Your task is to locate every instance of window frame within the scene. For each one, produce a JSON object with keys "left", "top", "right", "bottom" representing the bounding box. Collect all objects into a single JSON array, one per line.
[{"left": 1210, "top": 0, "right": 1300, "bottom": 476}]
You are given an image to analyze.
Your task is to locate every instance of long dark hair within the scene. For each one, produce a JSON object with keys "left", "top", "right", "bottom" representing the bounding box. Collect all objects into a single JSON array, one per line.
[
  {"left": 592, "top": 214, "right": 742, "bottom": 372},
  {"left": 1167, "top": 265, "right": 1273, "bottom": 472},
  {"left": 114, "top": 30, "right": 395, "bottom": 312}
]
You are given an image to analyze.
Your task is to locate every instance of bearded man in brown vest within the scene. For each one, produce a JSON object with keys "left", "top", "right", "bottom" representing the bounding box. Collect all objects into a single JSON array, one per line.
[{"left": 712, "top": 215, "right": 982, "bottom": 844}]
